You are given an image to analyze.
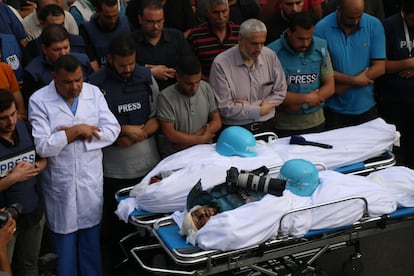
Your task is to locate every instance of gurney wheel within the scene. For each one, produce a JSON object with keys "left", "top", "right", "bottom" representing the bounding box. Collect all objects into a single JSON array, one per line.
[{"left": 342, "top": 256, "right": 363, "bottom": 276}]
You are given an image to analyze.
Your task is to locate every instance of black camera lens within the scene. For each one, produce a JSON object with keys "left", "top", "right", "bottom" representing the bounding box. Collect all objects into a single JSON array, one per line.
[
  {"left": 226, "top": 167, "right": 286, "bottom": 196},
  {"left": 0, "top": 202, "right": 22, "bottom": 228}
]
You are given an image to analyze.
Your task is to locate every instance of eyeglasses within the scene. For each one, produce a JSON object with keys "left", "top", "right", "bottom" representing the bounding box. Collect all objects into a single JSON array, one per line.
[{"left": 143, "top": 19, "right": 165, "bottom": 26}]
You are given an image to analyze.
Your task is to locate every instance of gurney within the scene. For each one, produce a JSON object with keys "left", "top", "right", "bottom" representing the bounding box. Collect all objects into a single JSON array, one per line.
[
  {"left": 130, "top": 207, "right": 414, "bottom": 275},
  {"left": 128, "top": 166, "right": 414, "bottom": 275},
  {"left": 114, "top": 119, "right": 400, "bottom": 273}
]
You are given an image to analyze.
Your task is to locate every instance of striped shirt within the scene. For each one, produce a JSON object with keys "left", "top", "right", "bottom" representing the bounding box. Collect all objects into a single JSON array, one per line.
[{"left": 187, "top": 22, "right": 240, "bottom": 77}]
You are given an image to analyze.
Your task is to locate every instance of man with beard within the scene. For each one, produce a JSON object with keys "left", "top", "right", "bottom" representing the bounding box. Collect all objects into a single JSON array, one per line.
[
  {"left": 264, "top": 0, "right": 304, "bottom": 44},
  {"left": 0, "top": 89, "right": 47, "bottom": 276},
  {"left": 157, "top": 56, "right": 222, "bottom": 157},
  {"left": 267, "top": 11, "right": 334, "bottom": 137},
  {"left": 375, "top": 0, "right": 414, "bottom": 168},
  {"left": 79, "top": 0, "right": 130, "bottom": 70},
  {"left": 209, "top": 18, "right": 287, "bottom": 134},
  {"left": 314, "top": 0, "right": 385, "bottom": 129},
  {"left": 186, "top": 0, "right": 240, "bottom": 81},
  {"left": 131, "top": 0, "right": 193, "bottom": 90},
  {"left": 88, "top": 34, "right": 160, "bottom": 273}
]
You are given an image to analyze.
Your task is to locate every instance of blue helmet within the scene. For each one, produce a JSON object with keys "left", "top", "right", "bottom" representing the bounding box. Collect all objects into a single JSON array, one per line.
[
  {"left": 279, "top": 159, "right": 319, "bottom": 197},
  {"left": 216, "top": 126, "right": 256, "bottom": 157}
]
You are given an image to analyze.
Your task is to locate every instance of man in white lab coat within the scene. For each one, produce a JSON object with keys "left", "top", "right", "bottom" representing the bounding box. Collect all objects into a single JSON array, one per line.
[{"left": 28, "top": 54, "right": 120, "bottom": 276}]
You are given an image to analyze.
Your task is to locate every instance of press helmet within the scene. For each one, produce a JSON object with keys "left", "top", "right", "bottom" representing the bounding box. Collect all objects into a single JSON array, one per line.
[
  {"left": 279, "top": 159, "right": 319, "bottom": 197},
  {"left": 216, "top": 126, "right": 257, "bottom": 157}
]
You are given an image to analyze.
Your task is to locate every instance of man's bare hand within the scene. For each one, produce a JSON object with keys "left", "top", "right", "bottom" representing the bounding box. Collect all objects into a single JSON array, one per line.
[
  {"left": 353, "top": 68, "right": 374, "bottom": 87},
  {"left": 58, "top": 124, "right": 101, "bottom": 143},
  {"left": 0, "top": 216, "right": 16, "bottom": 247},
  {"left": 147, "top": 65, "right": 176, "bottom": 81},
  {"left": 117, "top": 125, "right": 148, "bottom": 146},
  {"left": 199, "top": 124, "right": 215, "bottom": 143},
  {"left": 7, "top": 161, "right": 40, "bottom": 183},
  {"left": 260, "top": 98, "right": 277, "bottom": 116},
  {"left": 399, "top": 69, "right": 414, "bottom": 79},
  {"left": 305, "top": 89, "right": 323, "bottom": 107}
]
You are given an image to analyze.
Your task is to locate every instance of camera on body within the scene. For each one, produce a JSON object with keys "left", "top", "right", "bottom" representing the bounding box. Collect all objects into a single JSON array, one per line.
[{"left": 226, "top": 167, "right": 286, "bottom": 196}]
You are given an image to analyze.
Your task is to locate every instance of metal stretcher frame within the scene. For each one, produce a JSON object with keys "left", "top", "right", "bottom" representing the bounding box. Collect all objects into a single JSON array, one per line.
[{"left": 129, "top": 203, "right": 414, "bottom": 276}]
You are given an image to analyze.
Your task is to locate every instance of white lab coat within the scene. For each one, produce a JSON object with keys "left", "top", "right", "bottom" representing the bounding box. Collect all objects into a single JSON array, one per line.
[{"left": 29, "top": 81, "right": 120, "bottom": 234}]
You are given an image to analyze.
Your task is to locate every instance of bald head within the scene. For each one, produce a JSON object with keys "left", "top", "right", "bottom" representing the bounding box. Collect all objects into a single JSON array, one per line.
[
  {"left": 338, "top": 0, "right": 364, "bottom": 13},
  {"left": 337, "top": 0, "right": 364, "bottom": 32}
]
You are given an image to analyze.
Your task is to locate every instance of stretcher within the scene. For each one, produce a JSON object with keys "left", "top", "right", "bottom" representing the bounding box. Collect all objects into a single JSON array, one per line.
[
  {"left": 129, "top": 202, "right": 414, "bottom": 275},
  {"left": 114, "top": 119, "right": 400, "bottom": 274},
  {"left": 129, "top": 203, "right": 414, "bottom": 275}
]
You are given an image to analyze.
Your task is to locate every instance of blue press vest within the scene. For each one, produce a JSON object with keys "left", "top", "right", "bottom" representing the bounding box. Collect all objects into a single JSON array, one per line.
[
  {"left": 88, "top": 66, "right": 152, "bottom": 125},
  {"left": 0, "top": 121, "right": 39, "bottom": 214},
  {"left": 24, "top": 52, "right": 91, "bottom": 89},
  {"left": 34, "top": 34, "right": 88, "bottom": 57},
  {"left": 0, "top": 33, "right": 22, "bottom": 81},
  {"left": 271, "top": 35, "right": 328, "bottom": 114},
  {"left": 82, "top": 14, "right": 130, "bottom": 66}
]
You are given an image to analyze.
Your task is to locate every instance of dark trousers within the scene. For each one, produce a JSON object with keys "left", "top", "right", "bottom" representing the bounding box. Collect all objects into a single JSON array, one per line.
[
  {"left": 324, "top": 106, "right": 378, "bottom": 130},
  {"left": 275, "top": 122, "right": 326, "bottom": 138},
  {"left": 217, "top": 118, "right": 276, "bottom": 142},
  {"left": 378, "top": 101, "right": 414, "bottom": 168},
  {"left": 102, "top": 177, "right": 142, "bottom": 273}
]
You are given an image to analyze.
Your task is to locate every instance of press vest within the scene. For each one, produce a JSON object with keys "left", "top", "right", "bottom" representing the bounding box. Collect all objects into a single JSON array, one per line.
[
  {"left": 33, "top": 34, "right": 87, "bottom": 57},
  {"left": 82, "top": 14, "right": 130, "bottom": 66},
  {"left": 88, "top": 66, "right": 152, "bottom": 125},
  {"left": 272, "top": 35, "right": 328, "bottom": 114},
  {"left": 25, "top": 52, "right": 90, "bottom": 89},
  {"left": 0, "top": 121, "right": 39, "bottom": 214},
  {"left": 0, "top": 33, "right": 22, "bottom": 81},
  {"left": 71, "top": 0, "right": 94, "bottom": 22}
]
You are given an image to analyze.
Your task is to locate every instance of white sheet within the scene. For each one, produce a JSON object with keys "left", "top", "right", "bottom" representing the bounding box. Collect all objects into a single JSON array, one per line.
[
  {"left": 173, "top": 167, "right": 414, "bottom": 251},
  {"left": 268, "top": 118, "right": 398, "bottom": 170},
  {"left": 119, "top": 118, "right": 397, "bottom": 218}
]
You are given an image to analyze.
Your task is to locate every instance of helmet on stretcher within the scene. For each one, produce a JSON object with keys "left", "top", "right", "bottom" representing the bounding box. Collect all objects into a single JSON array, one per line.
[
  {"left": 216, "top": 126, "right": 256, "bottom": 157},
  {"left": 279, "top": 159, "right": 320, "bottom": 197}
]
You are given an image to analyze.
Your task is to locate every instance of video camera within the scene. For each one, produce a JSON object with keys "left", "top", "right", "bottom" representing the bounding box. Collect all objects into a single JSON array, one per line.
[
  {"left": 0, "top": 203, "right": 22, "bottom": 228},
  {"left": 226, "top": 167, "right": 286, "bottom": 196}
]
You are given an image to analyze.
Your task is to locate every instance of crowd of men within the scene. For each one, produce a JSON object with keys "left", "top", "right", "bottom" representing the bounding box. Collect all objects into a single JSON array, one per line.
[{"left": 0, "top": 0, "right": 411, "bottom": 275}]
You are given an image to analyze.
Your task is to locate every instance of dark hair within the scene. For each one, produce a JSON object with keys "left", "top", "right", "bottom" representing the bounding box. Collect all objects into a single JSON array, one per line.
[
  {"left": 54, "top": 55, "right": 81, "bottom": 73},
  {"left": 177, "top": 56, "right": 201, "bottom": 76},
  {"left": 402, "top": 0, "right": 414, "bottom": 15},
  {"left": 39, "top": 4, "right": 64, "bottom": 22},
  {"left": 108, "top": 34, "right": 136, "bottom": 57},
  {"left": 288, "top": 11, "right": 317, "bottom": 32},
  {"left": 139, "top": 0, "right": 163, "bottom": 15},
  {"left": 40, "top": 24, "right": 69, "bottom": 47},
  {"left": 0, "top": 89, "right": 15, "bottom": 113},
  {"left": 95, "top": 0, "right": 118, "bottom": 11}
]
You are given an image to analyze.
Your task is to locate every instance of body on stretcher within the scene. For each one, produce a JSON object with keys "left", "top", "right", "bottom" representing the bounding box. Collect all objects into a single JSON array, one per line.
[
  {"left": 120, "top": 118, "right": 397, "bottom": 216},
  {"left": 130, "top": 203, "right": 414, "bottom": 276},
  {"left": 115, "top": 150, "right": 395, "bottom": 228},
  {"left": 122, "top": 163, "right": 414, "bottom": 275}
]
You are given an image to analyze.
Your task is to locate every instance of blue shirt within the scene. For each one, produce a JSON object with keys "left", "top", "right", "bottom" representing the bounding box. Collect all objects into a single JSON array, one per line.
[
  {"left": 0, "top": 3, "right": 27, "bottom": 41},
  {"left": 314, "top": 11, "right": 386, "bottom": 115}
]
